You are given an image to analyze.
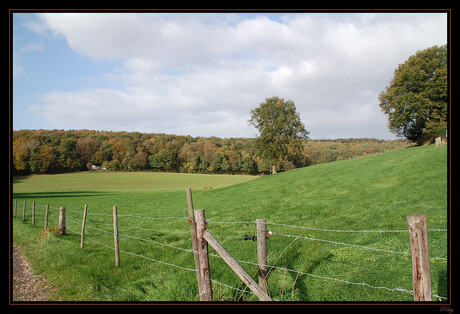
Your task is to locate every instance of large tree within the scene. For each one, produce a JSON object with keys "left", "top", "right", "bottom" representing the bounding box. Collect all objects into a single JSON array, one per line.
[
  {"left": 249, "top": 97, "right": 309, "bottom": 173},
  {"left": 378, "top": 45, "right": 447, "bottom": 145}
]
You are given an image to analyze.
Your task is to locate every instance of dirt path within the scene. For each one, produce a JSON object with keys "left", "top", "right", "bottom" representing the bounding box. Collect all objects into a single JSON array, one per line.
[{"left": 12, "top": 246, "right": 55, "bottom": 302}]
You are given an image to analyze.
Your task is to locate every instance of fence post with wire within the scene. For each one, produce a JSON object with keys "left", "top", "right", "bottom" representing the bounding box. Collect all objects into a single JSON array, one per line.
[
  {"left": 186, "top": 188, "right": 202, "bottom": 297},
  {"left": 194, "top": 209, "right": 213, "bottom": 301},
  {"left": 22, "top": 201, "right": 26, "bottom": 221},
  {"left": 407, "top": 213, "right": 432, "bottom": 301},
  {"left": 113, "top": 206, "right": 120, "bottom": 267},
  {"left": 80, "top": 204, "right": 88, "bottom": 249},
  {"left": 194, "top": 208, "right": 273, "bottom": 301},
  {"left": 32, "top": 202, "right": 36, "bottom": 226},
  {"left": 44, "top": 204, "right": 49, "bottom": 230},
  {"left": 257, "top": 218, "right": 269, "bottom": 294},
  {"left": 59, "top": 206, "right": 66, "bottom": 235}
]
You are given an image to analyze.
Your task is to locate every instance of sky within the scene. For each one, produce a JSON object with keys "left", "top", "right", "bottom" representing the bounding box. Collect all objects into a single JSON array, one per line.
[{"left": 12, "top": 12, "right": 448, "bottom": 139}]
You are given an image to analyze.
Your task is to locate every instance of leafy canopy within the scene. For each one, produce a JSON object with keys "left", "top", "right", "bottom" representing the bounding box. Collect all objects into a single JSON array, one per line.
[
  {"left": 249, "top": 97, "right": 309, "bottom": 169},
  {"left": 378, "top": 45, "right": 447, "bottom": 145}
]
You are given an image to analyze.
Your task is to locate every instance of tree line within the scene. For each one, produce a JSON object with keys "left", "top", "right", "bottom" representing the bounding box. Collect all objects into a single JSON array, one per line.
[{"left": 12, "top": 129, "right": 410, "bottom": 176}]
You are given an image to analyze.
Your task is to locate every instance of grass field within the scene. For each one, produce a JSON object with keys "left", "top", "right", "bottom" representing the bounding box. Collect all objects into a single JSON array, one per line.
[
  {"left": 13, "top": 171, "right": 258, "bottom": 193},
  {"left": 12, "top": 144, "right": 448, "bottom": 302}
]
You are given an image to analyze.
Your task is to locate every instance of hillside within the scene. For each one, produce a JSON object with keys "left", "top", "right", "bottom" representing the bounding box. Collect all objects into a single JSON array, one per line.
[
  {"left": 195, "top": 144, "right": 447, "bottom": 230},
  {"left": 12, "top": 144, "right": 447, "bottom": 301}
]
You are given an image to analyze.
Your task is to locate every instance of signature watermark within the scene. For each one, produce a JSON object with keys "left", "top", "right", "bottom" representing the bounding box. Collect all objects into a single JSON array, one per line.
[{"left": 440, "top": 305, "right": 454, "bottom": 314}]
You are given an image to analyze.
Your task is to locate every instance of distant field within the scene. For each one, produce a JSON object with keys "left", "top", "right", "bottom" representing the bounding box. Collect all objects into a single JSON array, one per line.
[{"left": 13, "top": 171, "right": 258, "bottom": 193}]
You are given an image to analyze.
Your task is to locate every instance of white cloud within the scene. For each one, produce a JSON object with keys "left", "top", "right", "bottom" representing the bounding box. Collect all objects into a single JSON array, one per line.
[{"left": 28, "top": 12, "right": 447, "bottom": 139}]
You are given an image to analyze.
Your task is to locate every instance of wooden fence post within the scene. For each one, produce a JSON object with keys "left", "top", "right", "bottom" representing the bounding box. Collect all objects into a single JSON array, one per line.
[
  {"left": 407, "top": 213, "right": 432, "bottom": 301},
  {"left": 22, "top": 201, "right": 26, "bottom": 221},
  {"left": 113, "top": 206, "right": 120, "bottom": 267},
  {"left": 80, "top": 204, "right": 88, "bottom": 248},
  {"left": 257, "top": 219, "right": 269, "bottom": 295},
  {"left": 44, "top": 205, "right": 49, "bottom": 230},
  {"left": 203, "top": 230, "right": 273, "bottom": 301},
  {"left": 59, "top": 207, "right": 66, "bottom": 235},
  {"left": 14, "top": 200, "right": 17, "bottom": 217},
  {"left": 194, "top": 209, "right": 213, "bottom": 301},
  {"left": 32, "top": 202, "right": 36, "bottom": 225},
  {"left": 186, "top": 188, "right": 202, "bottom": 297}
]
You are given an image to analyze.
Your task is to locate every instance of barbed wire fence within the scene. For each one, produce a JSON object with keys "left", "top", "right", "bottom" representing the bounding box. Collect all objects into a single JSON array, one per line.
[{"left": 12, "top": 199, "right": 447, "bottom": 302}]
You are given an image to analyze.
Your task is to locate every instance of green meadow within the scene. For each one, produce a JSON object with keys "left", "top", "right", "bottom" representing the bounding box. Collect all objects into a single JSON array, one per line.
[
  {"left": 13, "top": 171, "right": 258, "bottom": 193},
  {"left": 12, "top": 144, "right": 448, "bottom": 302}
]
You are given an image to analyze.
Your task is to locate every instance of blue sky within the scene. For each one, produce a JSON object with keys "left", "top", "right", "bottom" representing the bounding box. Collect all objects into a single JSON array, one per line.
[{"left": 12, "top": 12, "right": 447, "bottom": 139}]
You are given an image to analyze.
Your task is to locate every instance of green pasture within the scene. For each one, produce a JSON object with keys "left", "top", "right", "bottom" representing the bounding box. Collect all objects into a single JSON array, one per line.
[
  {"left": 12, "top": 144, "right": 448, "bottom": 302},
  {"left": 13, "top": 171, "right": 258, "bottom": 193}
]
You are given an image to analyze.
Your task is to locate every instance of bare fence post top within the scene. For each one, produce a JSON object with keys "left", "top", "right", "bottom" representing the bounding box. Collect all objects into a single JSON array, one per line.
[
  {"left": 407, "top": 213, "right": 432, "bottom": 301},
  {"left": 59, "top": 206, "right": 66, "bottom": 235}
]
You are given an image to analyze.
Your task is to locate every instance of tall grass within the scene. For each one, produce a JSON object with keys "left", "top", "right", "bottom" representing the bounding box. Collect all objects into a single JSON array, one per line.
[{"left": 12, "top": 144, "right": 447, "bottom": 301}]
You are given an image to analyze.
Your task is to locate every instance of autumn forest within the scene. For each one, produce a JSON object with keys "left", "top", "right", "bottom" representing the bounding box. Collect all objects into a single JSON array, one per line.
[{"left": 12, "top": 129, "right": 411, "bottom": 176}]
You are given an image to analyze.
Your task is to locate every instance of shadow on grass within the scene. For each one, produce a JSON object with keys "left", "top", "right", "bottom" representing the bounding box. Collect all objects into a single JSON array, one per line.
[
  {"left": 292, "top": 252, "right": 334, "bottom": 301},
  {"left": 437, "top": 269, "right": 448, "bottom": 299},
  {"left": 13, "top": 176, "right": 28, "bottom": 185},
  {"left": 273, "top": 247, "right": 333, "bottom": 301}
]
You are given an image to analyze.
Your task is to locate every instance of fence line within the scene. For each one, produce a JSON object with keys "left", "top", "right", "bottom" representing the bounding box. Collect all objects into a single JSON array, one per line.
[
  {"left": 29, "top": 203, "right": 186, "bottom": 221},
  {"left": 205, "top": 221, "right": 447, "bottom": 260},
  {"left": 79, "top": 215, "right": 445, "bottom": 299},
  {"left": 74, "top": 225, "right": 253, "bottom": 294},
  {"left": 66, "top": 218, "right": 197, "bottom": 272},
  {"left": 87, "top": 220, "right": 190, "bottom": 236},
  {"left": 118, "top": 233, "right": 195, "bottom": 253},
  {"left": 84, "top": 223, "right": 115, "bottom": 235},
  {"left": 206, "top": 218, "right": 447, "bottom": 233},
  {"left": 232, "top": 256, "right": 416, "bottom": 296},
  {"left": 117, "top": 213, "right": 187, "bottom": 220},
  {"left": 272, "top": 231, "right": 411, "bottom": 255},
  {"left": 204, "top": 245, "right": 426, "bottom": 300},
  {"left": 58, "top": 206, "right": 427, "bottom": 299},
  {"left": 119, "top": 249, "right": 196, "bottom": 272},
  {"left": 270, "top": 231, "right": 448, "bottom": 261},
  {"left": 71, "top": 218, "right": 449, "bottom": 301},
  {"left": 13, "top": 199, "right": 448, "bottom": 301},
  {"left": 267, "top": 221, "right": 447, "bottom": 233},
  {"left": 67, "top": 215, "right": 194, "bottom": 255},
  {"left": 20, "top": 202, "right": 448, "bottom": 233}
]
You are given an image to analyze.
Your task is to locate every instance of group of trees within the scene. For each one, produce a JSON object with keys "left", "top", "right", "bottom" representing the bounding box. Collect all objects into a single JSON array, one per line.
[
  {"left": 12, "top": 129, "right": 410, "bottom": 176},
  {"left": 12, "top": 130, "right": 256, "bottom": 175}
]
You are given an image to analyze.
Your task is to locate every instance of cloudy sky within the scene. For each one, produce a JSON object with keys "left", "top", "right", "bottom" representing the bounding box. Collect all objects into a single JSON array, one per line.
[{"left": 12, "top": 12, "right": 447, "bottom": 139}]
